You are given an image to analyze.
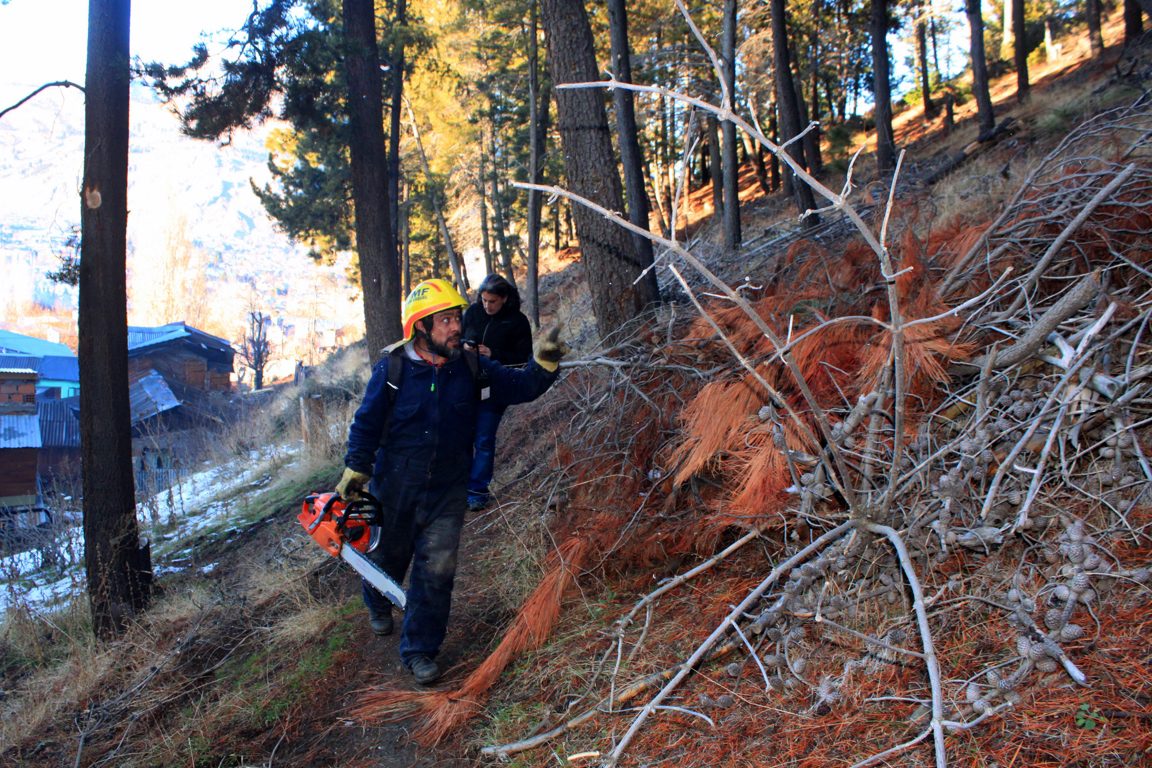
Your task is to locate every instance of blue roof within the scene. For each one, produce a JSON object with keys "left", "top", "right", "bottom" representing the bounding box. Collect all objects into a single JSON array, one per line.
[
  {"left": 0, "top": 413, "right": 41, "bottom": 449},
  {"left": 0, "top": 329, "right": 73, "bottom": 357},
  {"left": 37, "top": 355, "right": 79, "bottom": 382},
  {"left": 0, "top": 354, "right": 40, "bottom": 372}
]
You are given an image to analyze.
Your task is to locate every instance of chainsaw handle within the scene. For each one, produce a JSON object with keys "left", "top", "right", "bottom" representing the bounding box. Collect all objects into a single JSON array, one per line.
[{"left": 335, "top": 491, "right": 384, "bottom": 531}]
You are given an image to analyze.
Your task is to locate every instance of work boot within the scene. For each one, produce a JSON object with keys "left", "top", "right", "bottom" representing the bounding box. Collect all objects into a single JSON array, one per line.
[
  {"left": 368, "top": 610, "right": 393, "bottom": 636},
  {"left": 406, "top": 655, "right": 441, "bottom": 685}
]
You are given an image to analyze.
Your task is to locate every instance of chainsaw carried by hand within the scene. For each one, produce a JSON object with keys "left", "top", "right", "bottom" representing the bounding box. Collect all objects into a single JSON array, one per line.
[{"left": 298, "top": 492, "right": 406, "bottom": 610}]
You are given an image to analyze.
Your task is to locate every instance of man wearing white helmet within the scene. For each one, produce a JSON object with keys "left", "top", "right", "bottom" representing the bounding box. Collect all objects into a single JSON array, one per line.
[{"left": 336, "top": 278, "right": 568, "bottom": 685}]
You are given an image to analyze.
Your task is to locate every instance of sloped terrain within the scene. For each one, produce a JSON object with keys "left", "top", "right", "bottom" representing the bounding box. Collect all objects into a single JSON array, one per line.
[{"left": 3, "top": 22, "right": 1152, "bottom": 768}]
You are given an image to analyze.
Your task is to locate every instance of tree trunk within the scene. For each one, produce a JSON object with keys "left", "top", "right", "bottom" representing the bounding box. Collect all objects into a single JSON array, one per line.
[
  {"left": 768, "top": 106, "right": 781, "bottom": 191},
  {"left": 405, "top": 101, "right": 466, "bottom": 291},
  {"left": 607, "top": 0, "right": 660, "bottom": 300},
  {"left": 387, "top": 0, "right": 406, "bottom": 271},
  {"left": 916, "top": 0, "right": 937, "bottom": 117},
  {"left": 540, "top": 0, "right": 657, "bottom": 339},
  {"left": 1013, "top": 0, "right": 1029, "bottom": 102},
  {"left": 478, "top": 135, "right": 493, "bottom": 276},
  {"left": 1124, "top": 0, "right": 1145, "bottom": 43},
  {"left": 1086, "top": 0, "right": 1104, "bottom": 55},
  {"left": 489, "top": 127, "right": 515, "bottom": 283},
  {"left": 965, "top": 0, "right": 997, "bottom": 137},
  {"left": 871, "top": 0, "right": 896, "bottom": 176},
  {"left": 1000, "top": 0, "right": 1014, "bottom": 60},
  {"left": 721, "top": 0, "right": 742, "bottom": 250},
  {"left": 770, "top": 0, "right": 818, "bottom": 221},
  {"left": 708, "top": 116, "right": 723, "bottom": 215},
  {"left": 343, "top": 0, "right": 401, "bottom": 360},
  {"left": 525, "top": 0, "right": 547, "bottom": 327},
  {"left": 81, "top": 0, "right": 152, "bottom": 639}
]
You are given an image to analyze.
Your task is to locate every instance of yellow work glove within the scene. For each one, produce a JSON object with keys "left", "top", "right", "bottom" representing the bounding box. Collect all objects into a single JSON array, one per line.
[
  {"left": 534, "top": 324, "right": 571, "bottom": 373},
  {"left": 335, "top": 467, "right": 371, "bottom": 499}
]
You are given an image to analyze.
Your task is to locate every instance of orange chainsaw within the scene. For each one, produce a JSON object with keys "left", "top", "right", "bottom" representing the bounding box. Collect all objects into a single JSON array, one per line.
[{"left": 298, "top": 492, "right": 406, "bottom": 609}]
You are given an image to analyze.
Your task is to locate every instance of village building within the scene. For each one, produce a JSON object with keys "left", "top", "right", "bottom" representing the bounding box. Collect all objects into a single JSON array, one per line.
[{"left": 0, "top": 324, "right": 236, "bottom": 548}]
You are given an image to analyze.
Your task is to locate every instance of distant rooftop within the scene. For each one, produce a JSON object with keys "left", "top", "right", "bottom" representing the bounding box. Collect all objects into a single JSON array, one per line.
[
  {"left": 127, "top": 322, "right": 234, "bottom": 356},
  {"left": 0, "top": 329, "right": 73, "bottom": 358}
]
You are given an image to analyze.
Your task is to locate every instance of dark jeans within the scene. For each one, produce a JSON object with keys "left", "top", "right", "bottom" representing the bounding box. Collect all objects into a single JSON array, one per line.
[
  {"left": 468, "top": 401, "right": 507, "bottom": 503},
  {"left": 363, "top": 469, "right": 467, "bottom": 664}
]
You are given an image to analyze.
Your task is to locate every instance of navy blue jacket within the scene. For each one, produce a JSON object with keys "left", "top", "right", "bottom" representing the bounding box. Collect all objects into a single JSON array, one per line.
[{"left": 344, "top": 348, "right": 556, "bottom": 485}]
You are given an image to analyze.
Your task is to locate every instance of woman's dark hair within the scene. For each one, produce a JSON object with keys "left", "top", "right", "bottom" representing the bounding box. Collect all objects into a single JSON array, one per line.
[
  {"left": 477, "top": 273, "right": 511, "bottom": 298},
  {"left": 476, "top": 273, "right": 521, "bottom": 311}
]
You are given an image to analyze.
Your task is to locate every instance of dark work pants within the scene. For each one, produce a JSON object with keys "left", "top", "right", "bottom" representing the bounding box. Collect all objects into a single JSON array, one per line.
[{"left": 363, "top": 464, "right": 467, "bottom": 665}]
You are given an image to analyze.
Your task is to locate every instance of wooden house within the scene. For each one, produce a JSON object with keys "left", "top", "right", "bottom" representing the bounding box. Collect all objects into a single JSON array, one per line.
[
  {"left": 127, "top": 322, "right": 234, "bottom": 393},
  {"left": 0, "top": 365, "right": 46, "bottom": 540}
]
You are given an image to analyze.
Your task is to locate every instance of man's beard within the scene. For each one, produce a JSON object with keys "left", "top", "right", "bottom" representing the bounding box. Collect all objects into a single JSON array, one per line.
[{"left": 420, "top": 332, "right": 460, "bottom": 360}]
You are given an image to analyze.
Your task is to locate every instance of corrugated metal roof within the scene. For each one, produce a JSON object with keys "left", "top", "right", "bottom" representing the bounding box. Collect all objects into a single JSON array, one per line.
[
  {"left": 0, "top": 413, "right": 41, "bottom": 449},
  {"left": 128, "top": 322, "right": 234, "bottom": 355},
  {"left": 0, "top": 367, "right": 37, "bottom": 377},
  {"left": 0, "top": 354, "right": 41, "bottom": 371},
  {"left": 37, "top": 355, "right": 79, "bottom": 382},
  {"left": 38, "top": 399, "right": 80, "bottom": 449},
  {"left": 129, "top": 370, "right": 182, "bottom": 422},
  {"left": 0, "top": 329, "right": 73, "bottom": 357}
]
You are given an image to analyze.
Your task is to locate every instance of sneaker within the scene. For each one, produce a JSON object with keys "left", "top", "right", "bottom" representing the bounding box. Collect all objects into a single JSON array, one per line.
[
  {"left": 406, "top": 654, "right": 441, "bottom": 685},
  {"left": 368, "top": 611, "right": 393, "bottom": 636}
]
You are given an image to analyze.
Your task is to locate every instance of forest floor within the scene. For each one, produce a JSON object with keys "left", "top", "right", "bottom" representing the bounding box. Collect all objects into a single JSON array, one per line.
[{"left": 3, "top": 14, "right": 1152, "bottom": 768}]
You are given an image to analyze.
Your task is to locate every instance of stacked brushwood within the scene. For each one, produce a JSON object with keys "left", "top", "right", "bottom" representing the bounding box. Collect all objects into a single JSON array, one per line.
[
  {"left": 469, "top": 96, "right": 1152, "bottom": 766},
  {"left": 356, "top": 83, "right": 1151, "bottom": 765}
]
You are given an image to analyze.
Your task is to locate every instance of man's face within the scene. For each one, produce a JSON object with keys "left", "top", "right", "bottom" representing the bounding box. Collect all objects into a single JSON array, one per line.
[
  {"left": 481, "top": 291, "right": 507, "bottom": 316},
  {"left": 426, "top": 309, "right": 463, "bottom": 353}
]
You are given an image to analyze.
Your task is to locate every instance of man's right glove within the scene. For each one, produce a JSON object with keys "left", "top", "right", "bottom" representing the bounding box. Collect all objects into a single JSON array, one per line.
[
  {"left": 335, "top": 467, "right": 371, "bottom": 499},
  {"left": 534, "top": 324, "right": 570, "bottom": 372}
]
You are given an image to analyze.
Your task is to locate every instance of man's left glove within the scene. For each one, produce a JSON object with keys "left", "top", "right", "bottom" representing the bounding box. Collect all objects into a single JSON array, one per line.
[
  {"left": 534, "top": 324, "right": 570, "bottom": 372},
  {"left": 335, "top": 467, "right": 371, "bottom": 499}
]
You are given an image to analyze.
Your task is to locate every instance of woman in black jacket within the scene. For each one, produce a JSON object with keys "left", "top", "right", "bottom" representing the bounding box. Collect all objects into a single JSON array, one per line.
[{"left": 461, "top": 274, "right": 534, "bottom": 510}]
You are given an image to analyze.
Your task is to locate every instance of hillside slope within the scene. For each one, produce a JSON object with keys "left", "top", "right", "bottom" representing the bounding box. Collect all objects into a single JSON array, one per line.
[{"left": 3, "top": 20, "right": 1151, "bottom": 768}]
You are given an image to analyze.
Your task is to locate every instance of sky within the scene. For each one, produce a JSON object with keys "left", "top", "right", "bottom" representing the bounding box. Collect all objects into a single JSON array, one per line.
[{"left": 0, "top": 0, "right": 247, "bottom": 102}]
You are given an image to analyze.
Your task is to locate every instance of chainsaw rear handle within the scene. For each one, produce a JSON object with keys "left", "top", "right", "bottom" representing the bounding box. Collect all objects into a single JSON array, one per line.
[{"left": 303, "top": 491, "right": 384, "bottom": 535}]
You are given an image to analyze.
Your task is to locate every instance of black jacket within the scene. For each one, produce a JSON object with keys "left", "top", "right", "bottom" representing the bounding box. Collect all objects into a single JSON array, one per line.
[{"left": 462, "top": 277, "right": 533, "bottom": 366}]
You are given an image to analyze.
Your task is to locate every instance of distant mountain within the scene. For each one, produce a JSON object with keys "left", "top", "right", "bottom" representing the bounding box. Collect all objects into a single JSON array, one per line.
[{"left": 0, "top": 82, "right": 360, "bottom": 369}]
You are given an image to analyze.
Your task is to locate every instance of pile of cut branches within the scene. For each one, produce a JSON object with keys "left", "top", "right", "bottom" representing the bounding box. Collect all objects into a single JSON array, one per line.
[
  {"left": 466, "top": 94, "right": 1152, "bottom": 766},
  {"left": 354, "top": 52, "right": 1152, "bottom": 764}
]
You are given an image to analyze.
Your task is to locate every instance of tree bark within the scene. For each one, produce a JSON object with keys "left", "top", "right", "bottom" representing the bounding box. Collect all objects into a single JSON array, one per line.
[
  {"left": 489, "top": 127, "right": 515, "bottom": 283},
  {"left": 708, "top": 116, "right": 723, "bottom": 216},
  {"left": 607, "top": 0, "right": 660, "bottom": 299},
  {"left": 770, "top": 0, "right": 818, "bottom": 221},
  {"left": 871, "top": 0, "right": 896, "bottom": 176},
  {"left": 1013, "top": 0, "right": 1029, "bottom": 102},
  {"left": 916, "top": 0, "right": 937, "bottom": 116},
  {"left": 541, "top": 0, "right": 658, "bottom": 339},
  {"left": 1124, "top": 0, "right": 1145, "bottom": 43},
  {"left": 387, "top": 0, "right": 406, "bottom": 273},
  {"left": 525, "top": 0, "right": 548, "bottom": 327},
  {"left": 965, "top": 0, "right": 997, "bottom": 136},
  {"left": 343, "top": 0, "right": 402, "bottom": 360},
  {"left": 1086, "top": 0, "right": 1104, "bottom": 56},
  {"left": 81, "top": 0, "right": 151, "bottom": 640},
  {"left": 721, "top": 0, "right": 742, "bottom": 250}
]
